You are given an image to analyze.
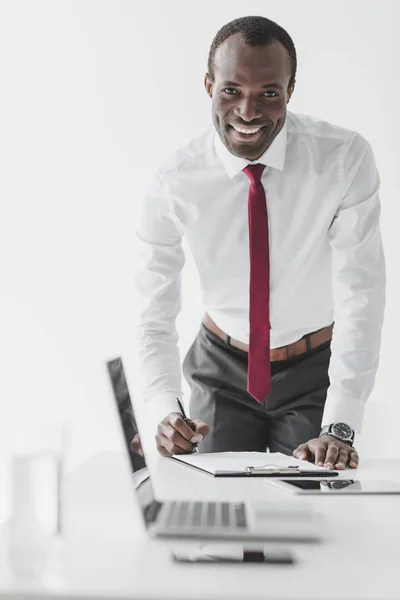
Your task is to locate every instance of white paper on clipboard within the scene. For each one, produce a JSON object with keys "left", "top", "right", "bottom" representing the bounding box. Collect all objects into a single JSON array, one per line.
[{"left": 170, "top": 451, "right": 333, "bottom": 476}]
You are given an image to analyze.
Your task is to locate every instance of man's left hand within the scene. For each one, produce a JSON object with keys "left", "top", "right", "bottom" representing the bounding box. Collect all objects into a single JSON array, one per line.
[{"left": 293, "top": 436, "right": 359, "bottom": 470}]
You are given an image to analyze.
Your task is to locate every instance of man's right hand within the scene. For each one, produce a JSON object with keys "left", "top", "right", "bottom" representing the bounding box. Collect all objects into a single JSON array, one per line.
[{"left": 156, "top": 412, "right": 210, "bottom": 457}]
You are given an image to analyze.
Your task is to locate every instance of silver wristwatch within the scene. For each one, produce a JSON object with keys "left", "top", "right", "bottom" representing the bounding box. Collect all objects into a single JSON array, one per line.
[{"left": 319, "top": 422, "right": 355, "bottom": 445}]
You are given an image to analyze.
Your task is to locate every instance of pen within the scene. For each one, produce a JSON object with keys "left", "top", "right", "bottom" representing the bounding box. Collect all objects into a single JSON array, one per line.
[{"left": 176, "top": 398, "right": 199, "bottom": 452}]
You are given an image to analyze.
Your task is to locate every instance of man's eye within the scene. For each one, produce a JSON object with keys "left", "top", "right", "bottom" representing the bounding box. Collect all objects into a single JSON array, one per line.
[{"left": 222, "top": 88, "right": 277, "bottom": 97}]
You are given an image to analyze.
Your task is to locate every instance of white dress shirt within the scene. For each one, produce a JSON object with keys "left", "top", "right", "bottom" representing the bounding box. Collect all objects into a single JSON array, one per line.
[{"left": 134, "top": 109, "right": 386, "bottom": 434}]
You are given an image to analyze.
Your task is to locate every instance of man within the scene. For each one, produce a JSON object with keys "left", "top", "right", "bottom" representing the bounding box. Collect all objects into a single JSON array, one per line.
[{"left": 133, "top": 15, "right": 385, "bottom": 469}]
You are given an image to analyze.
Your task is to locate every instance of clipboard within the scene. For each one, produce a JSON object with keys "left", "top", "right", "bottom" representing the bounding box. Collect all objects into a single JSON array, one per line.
[
  {"left": 219, "top": 465, "right": 338, "bottom": 478},
  {"left": 170, "top": 455, "right": 339, "bottom": 478}
]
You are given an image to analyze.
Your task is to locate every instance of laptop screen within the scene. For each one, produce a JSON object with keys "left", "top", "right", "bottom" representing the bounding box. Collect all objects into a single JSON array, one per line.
[{"left": 106, "top": 357, "right": 160, "bottom": 524}]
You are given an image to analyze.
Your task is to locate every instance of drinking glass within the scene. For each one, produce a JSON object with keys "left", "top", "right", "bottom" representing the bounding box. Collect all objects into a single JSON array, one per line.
[{"left": 7, "top": 420, "right": 68, "bottom": 585}]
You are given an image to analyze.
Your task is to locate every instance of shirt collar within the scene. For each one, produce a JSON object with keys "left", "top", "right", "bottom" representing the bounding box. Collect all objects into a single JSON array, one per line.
[{"left": 214, "top": 115, "right": 288, "bottom": 179}]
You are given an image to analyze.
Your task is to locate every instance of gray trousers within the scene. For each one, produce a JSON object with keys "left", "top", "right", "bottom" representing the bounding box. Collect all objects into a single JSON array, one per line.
[{"left": 182, "top": 323, "right": 332, "bottom": 454}]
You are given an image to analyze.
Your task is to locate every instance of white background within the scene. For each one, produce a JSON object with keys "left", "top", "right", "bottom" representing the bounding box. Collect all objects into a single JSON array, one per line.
[{"left": 1, "top": 0, "right": 399, "bottom": 477}]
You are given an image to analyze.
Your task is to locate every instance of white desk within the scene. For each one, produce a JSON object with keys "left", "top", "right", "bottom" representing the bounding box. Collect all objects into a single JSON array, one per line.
[{"left": 1, "top": 452, "right": 400, "bottom": 600}]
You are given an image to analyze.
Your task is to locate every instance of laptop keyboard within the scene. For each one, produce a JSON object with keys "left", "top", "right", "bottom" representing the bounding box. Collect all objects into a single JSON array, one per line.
[{"left": 163, "top": 501, "right": 247, "bottom": 529}]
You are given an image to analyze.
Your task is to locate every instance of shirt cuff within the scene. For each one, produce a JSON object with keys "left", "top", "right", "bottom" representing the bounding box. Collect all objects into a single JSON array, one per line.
[{"left": 321, "top": 393, "right": 366, "bottom": 434}]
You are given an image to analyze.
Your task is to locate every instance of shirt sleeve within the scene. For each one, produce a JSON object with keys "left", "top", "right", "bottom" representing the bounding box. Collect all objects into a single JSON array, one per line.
[
  {"left": 133, "top": 171, "right": 185, "bottom": 437},
  {"left": 323, "top": 132, "right": 386, "bottom": 433}
]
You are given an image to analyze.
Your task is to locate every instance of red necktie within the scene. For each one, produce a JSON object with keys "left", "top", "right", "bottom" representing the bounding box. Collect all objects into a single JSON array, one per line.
[{"left": 243, "top": 163, "right": 271, "bottom": 403}]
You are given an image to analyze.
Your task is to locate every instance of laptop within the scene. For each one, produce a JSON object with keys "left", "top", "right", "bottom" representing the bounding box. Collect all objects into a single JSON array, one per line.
[{"left": 106, "top": 357, "right": 323, "bottom": 541}]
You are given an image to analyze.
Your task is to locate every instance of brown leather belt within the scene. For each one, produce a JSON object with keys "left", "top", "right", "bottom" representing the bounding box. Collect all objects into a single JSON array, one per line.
[{"left": 203, "top": 313, "right": 334, "bottom": 361}]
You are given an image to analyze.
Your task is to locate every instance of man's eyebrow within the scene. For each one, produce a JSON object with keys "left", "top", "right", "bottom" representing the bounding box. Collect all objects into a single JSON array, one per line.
[{"left": 222, "top": 80, "right": 283, "bottom": 90}]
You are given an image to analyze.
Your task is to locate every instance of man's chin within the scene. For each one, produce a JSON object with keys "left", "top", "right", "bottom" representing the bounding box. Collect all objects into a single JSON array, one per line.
[
  {"left": 226, "top": 140, "right": 266, "bottom": 160},
  {"left": 223, "top": 125, "right": 271, "bottom": 159}
]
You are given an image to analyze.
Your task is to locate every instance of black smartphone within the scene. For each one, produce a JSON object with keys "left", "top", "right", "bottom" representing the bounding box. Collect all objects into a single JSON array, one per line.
[
  {"left": 172, "top": 545, "right": 295, "bottom": 564},
  {"left": 273, "top": 479, "right": 400, "bottom": 495}
]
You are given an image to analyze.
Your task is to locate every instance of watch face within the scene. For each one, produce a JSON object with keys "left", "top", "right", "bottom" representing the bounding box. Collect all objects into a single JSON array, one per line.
[
  {"left": 321, "top": 479, "right": 355, "bottom": 490},
  {"left": 332, "top": 422, "right": 352, "bottom": 439}
]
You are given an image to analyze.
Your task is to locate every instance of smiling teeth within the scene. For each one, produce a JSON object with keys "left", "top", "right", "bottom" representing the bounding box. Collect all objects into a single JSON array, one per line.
[{"left": 233, "top": 126, "right": 261, "bottom": 134}]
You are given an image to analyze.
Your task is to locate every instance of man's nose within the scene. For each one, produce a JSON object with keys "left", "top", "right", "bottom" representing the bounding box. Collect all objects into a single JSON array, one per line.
[{"left": 233, "top": 97, "right": 263, "bottom": 122}]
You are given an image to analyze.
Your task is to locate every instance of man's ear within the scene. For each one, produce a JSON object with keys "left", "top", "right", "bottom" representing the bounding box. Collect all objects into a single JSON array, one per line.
[
  {"left": 204, "top": 73, "right": 213, "bottom": 98},
  {"left": 287, "top": 81, "right": 295, "bottom": 104}
]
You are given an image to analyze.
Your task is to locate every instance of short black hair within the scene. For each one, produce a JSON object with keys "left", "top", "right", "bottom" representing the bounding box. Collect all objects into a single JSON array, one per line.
[{"left": 207, "top": 15, "right": 297, "bottom": 89}]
